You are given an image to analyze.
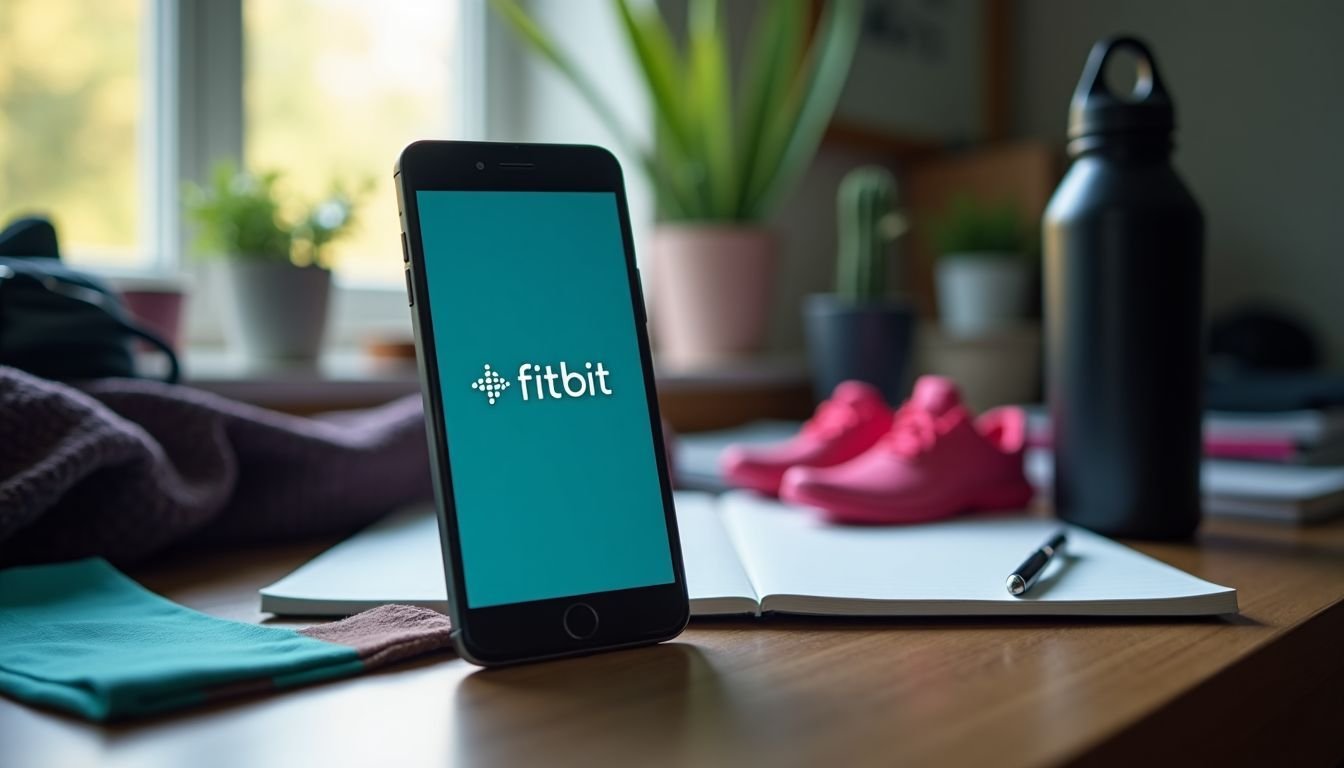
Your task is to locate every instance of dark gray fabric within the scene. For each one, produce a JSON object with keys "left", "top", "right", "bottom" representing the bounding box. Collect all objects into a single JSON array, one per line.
[{"left": 0, "top": 365, "right": 432, "bottom": 567}]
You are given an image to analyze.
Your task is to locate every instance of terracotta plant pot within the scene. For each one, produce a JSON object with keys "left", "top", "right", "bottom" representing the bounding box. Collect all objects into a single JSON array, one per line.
[
  {"left": 649, "top": 225, "right": 776, "bottom": 369},
  {"left": 214, "top": 260, "right": 331, "bottom": 361},
  {"left": 107, "top": 274, "right": 189, "bottom": 352}
]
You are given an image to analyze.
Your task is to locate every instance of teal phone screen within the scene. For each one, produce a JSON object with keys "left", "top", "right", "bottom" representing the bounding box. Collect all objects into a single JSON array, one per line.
[{"left": 416, "top": 190, "right": 675, "bottom": 608}]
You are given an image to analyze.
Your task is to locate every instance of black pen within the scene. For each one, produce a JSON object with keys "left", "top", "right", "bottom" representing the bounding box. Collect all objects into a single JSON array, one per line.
[{"left": 1006, "top": 531, "right": 1068, "bottom": 596}]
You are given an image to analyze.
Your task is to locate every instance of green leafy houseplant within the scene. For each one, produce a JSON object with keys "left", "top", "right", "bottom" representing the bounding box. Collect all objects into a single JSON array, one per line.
[
  {"left": 185, "top": 162, "right": 363, "bottom": 360},
  {"left": 932, "top": 198, "right": 1026, "bottom": 258},
  {"left": 185, "top": 162, "right": 360, "bottom": 269},
  {"left": 491, "top": 0, "right": 863, "bottom": 222},
  {"left": 293, "top": 188, "right": 360, "bottom": 268},
  {"left": 932, "top": 198, "right": 1034, "bottom": 338}
]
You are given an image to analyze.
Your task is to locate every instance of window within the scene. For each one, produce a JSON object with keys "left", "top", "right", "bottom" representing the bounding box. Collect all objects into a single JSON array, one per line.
[
  {"left": 0, "top": 0, "right": 151, "bottom": 270},
  {"left": 2, "top": 0, "right": 466, "bottom": 292},
  {"left": 244, "top": 0, "right": 461, "bottom": 286},
  {"left": 4, "top": 1, "right": 652, "bottom": 349}
]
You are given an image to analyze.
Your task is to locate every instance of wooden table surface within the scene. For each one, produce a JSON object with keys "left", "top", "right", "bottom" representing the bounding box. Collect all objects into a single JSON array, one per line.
[{"left": 3, "top": 515, "right": 1342, "bottom": 768}]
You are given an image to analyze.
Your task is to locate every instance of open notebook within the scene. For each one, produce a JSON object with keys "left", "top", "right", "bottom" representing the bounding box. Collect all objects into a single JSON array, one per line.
[{"left": 261, "top": 492, "right": 1237, "bottom": 618}]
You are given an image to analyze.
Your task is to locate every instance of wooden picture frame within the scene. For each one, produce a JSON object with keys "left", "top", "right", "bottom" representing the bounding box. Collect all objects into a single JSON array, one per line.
[{"left": 822, "top": 0, "right": 1010, "bottom": 155}]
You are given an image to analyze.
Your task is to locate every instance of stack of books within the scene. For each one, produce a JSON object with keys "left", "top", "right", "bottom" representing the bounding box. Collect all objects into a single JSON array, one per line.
[
  {"left": 1023, "top": 407, "right": 1344, "bottom": 524},
  {"left": 1021, "top": 406, "right": 1338, "bottom": 465},
  {"left": 1200, "top": 409, "right": 1344, "bottom": 464},
  {"left": 1025, "top": 407, "right": 1344, "bottom": 466}
]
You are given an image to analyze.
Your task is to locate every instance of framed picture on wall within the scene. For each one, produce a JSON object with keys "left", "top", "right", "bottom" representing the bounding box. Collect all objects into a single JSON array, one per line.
[{"left": 824, "top": 0, "right": 1009, "bottom": 152}]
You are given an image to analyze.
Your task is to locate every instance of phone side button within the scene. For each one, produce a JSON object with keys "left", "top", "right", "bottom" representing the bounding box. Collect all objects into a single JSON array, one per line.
[
  {"left": 634, "top": 268, "right": 648, "bottom": 324},
  {"left": 562, "top": 603, "right": 599, "bottom": 640},
  {"left": 404, "top": 268, "right": 414, "bottom": 306},
  {"left": 400, "top": 232, "right": 410, "bottom": 263}
]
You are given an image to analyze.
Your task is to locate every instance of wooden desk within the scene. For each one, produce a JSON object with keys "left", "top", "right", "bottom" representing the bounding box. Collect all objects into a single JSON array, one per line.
[{"left": 3, "top": 516, "right": 1341, "bottom": 768}]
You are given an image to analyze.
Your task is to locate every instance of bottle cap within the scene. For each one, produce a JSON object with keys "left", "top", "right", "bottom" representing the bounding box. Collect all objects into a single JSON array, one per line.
[{"left": 1069, "top": 36, "right": 1175, "bottom": 141}]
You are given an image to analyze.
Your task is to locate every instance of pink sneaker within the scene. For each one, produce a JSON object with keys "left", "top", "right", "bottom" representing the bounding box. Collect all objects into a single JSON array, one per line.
[
  {"left": 721, "top": 381, "right": 893, "bottom": 496},
  {"left": 779, "top": 376, "right": 1034, "bottom": 524}
]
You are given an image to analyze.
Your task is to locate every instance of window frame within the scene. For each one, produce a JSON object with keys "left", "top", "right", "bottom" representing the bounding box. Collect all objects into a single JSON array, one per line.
[
  {"left": 158, "top": 0, "right": 246, "bottom": 276},
  {"left": 82, "top": 1, "right": 645, "bottom": 349},
  {"left": 133, "top": 0, "right": 484, "bottom": 347}
]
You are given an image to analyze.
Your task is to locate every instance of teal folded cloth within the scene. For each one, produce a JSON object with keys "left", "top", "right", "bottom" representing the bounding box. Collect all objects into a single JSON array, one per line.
[{"left": 0, "top": 558, "right": 453, "bottom": 721}]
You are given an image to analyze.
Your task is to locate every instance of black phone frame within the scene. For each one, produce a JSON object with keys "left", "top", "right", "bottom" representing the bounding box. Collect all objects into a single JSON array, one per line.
[{"left": 393, "top": 141, "right": 689, "bottom": 666}]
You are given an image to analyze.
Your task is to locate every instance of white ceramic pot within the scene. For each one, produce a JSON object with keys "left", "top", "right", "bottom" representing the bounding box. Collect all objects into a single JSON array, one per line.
[
  {"left": 935, "top": 254, "right": 1029, "bottom": 338},
  {"left": 214, "top": 260, "right": 331, "bottom": 361},
  {"left": 649, "top": 225, "right": 776, "bottom": 369}
]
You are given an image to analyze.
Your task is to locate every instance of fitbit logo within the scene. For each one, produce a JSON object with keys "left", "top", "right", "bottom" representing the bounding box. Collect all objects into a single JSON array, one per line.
[
  {"left": 469, "top": 365, "right": 512, "bottom": 405},
  {"left": 470, "top": 362, "right": 613, "bottom": 406}
]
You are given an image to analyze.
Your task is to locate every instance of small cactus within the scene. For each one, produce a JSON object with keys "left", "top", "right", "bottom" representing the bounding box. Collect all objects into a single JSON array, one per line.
[{"left": 835, "top": 166, "right": 906, "bottom": 302}]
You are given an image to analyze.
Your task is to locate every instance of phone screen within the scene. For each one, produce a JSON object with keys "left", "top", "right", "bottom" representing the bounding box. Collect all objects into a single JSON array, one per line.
[{"left": 416, "top": 190, "right": 675, "bottom": 609}]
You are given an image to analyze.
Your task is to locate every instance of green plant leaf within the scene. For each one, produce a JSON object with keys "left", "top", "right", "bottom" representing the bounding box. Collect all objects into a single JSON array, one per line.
[
  {"left": 184, "top": 160, "right": 363, "bottom": 267},
  {"left": 612, "top": 0, "right": 692, "bottom": 158},
  {"left": 932, "top": 197, "right": 1027, "bottom": 257},
  {"left": 686, "top": 0, "right": 734, "bottom": 218},
  {"left": 493, "top": 0, "right": 859, "bottom": 224},
  {"left": 184, "top": 160, "right": 293, "bottom": 262},
  {"left": 651, "top": 119, "right": 695, "bottom": 219},
  {"left": 743, "top": 0, "right": 861, "bottom": 218},
  {"left": 493, "top": 0, "right": 684, "bottom": 216},
  {"left": 294, "top": 180, "right": 364, "bottom": 269},
  {"left": 489, "top": 0, "right": 641, "bottom": 157},
  {"left": 734, "top": 0, "right": 806, "bottom": 219},
  {"left": 610, "top": 0, "right": 708, "bottom": 218}
]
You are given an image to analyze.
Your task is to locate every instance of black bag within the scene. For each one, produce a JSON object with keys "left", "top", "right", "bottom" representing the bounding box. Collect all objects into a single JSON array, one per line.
[{"left": 0, "top": 217, "right": 179, "bottom": 382}]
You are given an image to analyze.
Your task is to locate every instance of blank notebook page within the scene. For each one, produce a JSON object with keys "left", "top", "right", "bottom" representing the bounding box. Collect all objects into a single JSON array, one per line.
[
  {"left": 264, "top": 493, "right": 756, "bottom": 616},
  {"left": 721, "top": 492, "right": 1238, "bottom": 617},
  {"left": 675, "top": 493, "right": 759, "bottom": 615},
  {"left": 260, "top": 505, "right": 448, "bottom": 616}
]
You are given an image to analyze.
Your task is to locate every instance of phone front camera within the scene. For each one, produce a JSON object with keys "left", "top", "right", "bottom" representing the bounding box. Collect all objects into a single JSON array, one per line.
[{"left": 475, "top": 161, "right": 485, "bottom": 170}]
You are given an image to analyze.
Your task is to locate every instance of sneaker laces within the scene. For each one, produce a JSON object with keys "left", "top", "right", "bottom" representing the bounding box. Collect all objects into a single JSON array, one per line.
[
  {"left": 882, "top": 406, "right": 940, "bottom": 457},
  {"left": 800, "top": 398, "right": 863, "bottom": 439}
]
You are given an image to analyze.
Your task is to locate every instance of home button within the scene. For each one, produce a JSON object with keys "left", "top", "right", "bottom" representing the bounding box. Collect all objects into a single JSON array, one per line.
[{"left": 562, "top": 603, "right": 599, "bottom": 640}]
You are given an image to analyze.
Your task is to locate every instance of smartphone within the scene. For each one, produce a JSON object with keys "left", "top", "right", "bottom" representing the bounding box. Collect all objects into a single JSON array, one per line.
[{"left": 393, "top": 141, "right": 689, "bottom": 666}]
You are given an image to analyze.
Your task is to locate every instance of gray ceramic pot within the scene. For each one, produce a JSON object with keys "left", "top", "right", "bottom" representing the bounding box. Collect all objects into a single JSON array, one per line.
[
  {"left": 215, "top": 260, "right": 331, "bottom": 361},
  {"left": 803, "top": 293, "right": 916, "bottom": 404}
]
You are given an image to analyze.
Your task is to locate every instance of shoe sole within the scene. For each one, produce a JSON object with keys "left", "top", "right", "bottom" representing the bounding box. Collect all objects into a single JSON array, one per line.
[{"left": 785, "top": 481, "right": 1037, "bottom": 525}]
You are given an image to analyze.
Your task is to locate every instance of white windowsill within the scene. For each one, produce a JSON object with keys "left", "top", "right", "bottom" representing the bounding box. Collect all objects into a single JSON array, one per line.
[{"left": 177, "top": 346, "right": 421, "bottom": 410}]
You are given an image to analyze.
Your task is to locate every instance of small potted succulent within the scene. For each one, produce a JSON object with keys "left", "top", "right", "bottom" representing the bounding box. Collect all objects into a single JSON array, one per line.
[
  {"left": 803, "top": 166, "right": 914, "bottom": 403},
  {"left": 932, "top": 198, "right": 1031, "bottom": 338},
  {"left": 186, "top": 162, "right": 359, "bottom": 361}
]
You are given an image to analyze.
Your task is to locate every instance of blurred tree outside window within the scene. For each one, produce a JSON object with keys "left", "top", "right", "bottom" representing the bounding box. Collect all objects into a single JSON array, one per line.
[
  {"left": 244, "top": 0, "right": 459, "bottom": 286},
  {"left": 0, "top": 0, "right": 148, "bottom": 270}
]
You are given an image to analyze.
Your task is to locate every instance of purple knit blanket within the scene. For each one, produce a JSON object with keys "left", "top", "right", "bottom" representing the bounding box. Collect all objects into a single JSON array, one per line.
[{"left": 0, "top": 365, "right": 432, "bottom": 567}]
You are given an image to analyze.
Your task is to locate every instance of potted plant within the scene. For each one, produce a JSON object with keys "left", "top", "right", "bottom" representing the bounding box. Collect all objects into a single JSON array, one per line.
[
  {"left": 492, "top": 0, "right": 862, "bottom": 368},
  {"left": 186, "top": 162, "right": 359, "bottom": 361},
  {"left": 932, "top": 198, "right": 1031, "bottom": 338},
  {"left": 804, "top": 166, "right": 914, "bottom": 402}
]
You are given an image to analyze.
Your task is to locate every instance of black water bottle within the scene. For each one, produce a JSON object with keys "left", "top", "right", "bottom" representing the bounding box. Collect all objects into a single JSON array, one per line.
[{"left": 1044, "top": 36, "right": 1204, "bottom": 539}]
